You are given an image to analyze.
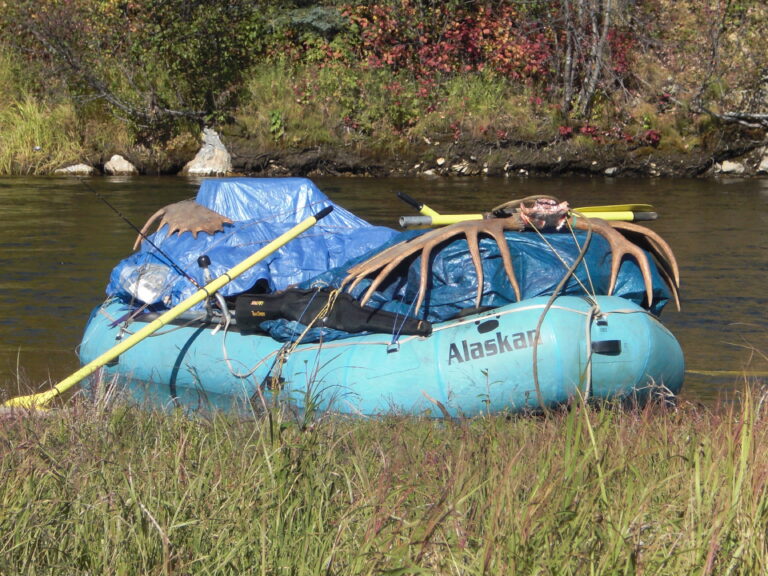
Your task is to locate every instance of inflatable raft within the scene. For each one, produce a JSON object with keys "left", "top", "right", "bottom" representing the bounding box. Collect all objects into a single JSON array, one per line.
[
  {"left": 80, "top": 294, "right": 683, "bottom": 416},
  {"left": 78, "top": 178, "right": 684, "bottom": 416}
]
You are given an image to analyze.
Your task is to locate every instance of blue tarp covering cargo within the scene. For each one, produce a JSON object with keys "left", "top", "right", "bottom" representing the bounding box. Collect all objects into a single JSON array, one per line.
[
  {"left": 107, "top": 178, "right": 396, "bottom": 309},
  {"left": 107, "top": 177, "right": 670, "bottom": 336}
]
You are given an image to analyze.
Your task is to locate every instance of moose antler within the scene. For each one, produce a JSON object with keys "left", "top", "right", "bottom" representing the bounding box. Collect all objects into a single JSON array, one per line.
[
  {"left": 342, "top": 196, "right": 680, "bottom": 314},
  {"left": 133, "top": 199, "right": 233, "bottom": 250}
]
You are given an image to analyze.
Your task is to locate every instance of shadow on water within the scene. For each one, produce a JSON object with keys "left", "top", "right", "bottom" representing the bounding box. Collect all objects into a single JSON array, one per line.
[{"left": 1, "top": 174, "right": 766, "bottom": 405}]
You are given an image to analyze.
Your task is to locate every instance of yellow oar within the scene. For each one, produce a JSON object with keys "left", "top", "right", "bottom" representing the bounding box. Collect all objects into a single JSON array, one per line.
[
  {"left": 576, "top": 203, "right": 655, "bottom": 214},
  {"left": 397, "top": 192, "right": 657, "bottom": 227},
  {"left": 572, "top": 204, "right": 657, "bottom": 222},
  {"left": 4, "top": 206, "right": 334, "bottom": 409},
  {"left": 399, "top": 214, "right": 482, "bottom": 227}
]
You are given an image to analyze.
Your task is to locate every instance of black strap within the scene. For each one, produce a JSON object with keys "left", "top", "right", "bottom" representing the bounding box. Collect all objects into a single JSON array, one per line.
[{"left": 235, "top": 287, "right": 432, "bottom": 337}]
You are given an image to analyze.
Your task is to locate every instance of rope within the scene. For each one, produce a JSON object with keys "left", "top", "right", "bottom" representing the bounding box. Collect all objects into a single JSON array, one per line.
[
  {"left": 581, "top": 304, "right": 600, "bottom": 402},
  {"left": 566, "top": 211, "right": 597, "bottom": 297},
  {"left": 526, "top": 215, "right": 595, "bottom": 301},
  {"left": 389, "top": 291, "right": 419, "bottom": 346},
  {"left": 284, "top": 289, "right": 342, "bottom": 355},
  {"left": 530, "top": 218, "right": 596, "bottom": 410}
]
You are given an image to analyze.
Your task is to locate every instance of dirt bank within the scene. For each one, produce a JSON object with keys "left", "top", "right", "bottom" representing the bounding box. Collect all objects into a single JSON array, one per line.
[{"left": 223, "top": 131, "right": 767, "bottom": 179}]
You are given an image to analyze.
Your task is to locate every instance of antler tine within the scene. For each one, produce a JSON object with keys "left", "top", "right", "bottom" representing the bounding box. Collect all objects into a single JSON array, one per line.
[
  {"left": 343, "top": 241, "right": 417, "bottom": 295},
  {"left": 359, "top": 249, "right": 415, "bottom": 307},
  {"left": 343, "top": 217, "right": 527, "bottom": 316},
  {"left": 485, "top": 222, "right": 522, "bottom": 302},
  {"left": 608, "top": 221, "right": 680, "bottom": 288},
  {"left": 345, "top": 236, "right": 421, "bottom": 278},
  {"left": 655, "top": 262, "right": 681, "bottom": 311},
  {"left": 133, "top": 207, "right": 167, "bottom": 250},
  {"left": 574, "top": 218, "right": 655, "bottom": 306},
  {"left": 464, "top": 227, "right": 485, "bottom": 308},
  {"left": 411, "top": 222, "right": 523, "bottom": 313},
  {"left": 344, "top": 226, "right": 470, "bottom": 310}
]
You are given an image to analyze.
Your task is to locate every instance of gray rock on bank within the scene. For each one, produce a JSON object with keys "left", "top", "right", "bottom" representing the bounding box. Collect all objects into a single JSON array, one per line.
[
  {"left": 104, "top": 154, "right": 138, "bottom": 175},
  {"left": 715, "top": 160, "right": 746, "bottom": 175},
  {"left": 758, "top": 150, "right": 768, "bottom": 174},
  {"left": 54, "top": 163, "right": 97, "bottom": 176},
  {"left": 181, "top": 128, "right": 232, "bottom": 176}
]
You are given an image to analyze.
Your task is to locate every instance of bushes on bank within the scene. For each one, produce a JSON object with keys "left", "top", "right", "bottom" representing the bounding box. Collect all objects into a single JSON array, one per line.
[{"left": 0, "top": 1, "right": 765, "bottom": 175}]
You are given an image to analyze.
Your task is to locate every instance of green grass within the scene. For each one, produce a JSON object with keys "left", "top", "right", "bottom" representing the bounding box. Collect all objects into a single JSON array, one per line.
[
  {"left": 2, "top": 383, "right": 768, "bottom": 574},
  {"left": 0, "top": 95, "right": 84, "bottom": 176}
]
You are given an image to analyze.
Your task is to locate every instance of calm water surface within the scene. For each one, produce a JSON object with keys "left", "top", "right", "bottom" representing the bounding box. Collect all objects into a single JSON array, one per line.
[{"left": 1, "top": 175, "right": 766, "bottom": 404}]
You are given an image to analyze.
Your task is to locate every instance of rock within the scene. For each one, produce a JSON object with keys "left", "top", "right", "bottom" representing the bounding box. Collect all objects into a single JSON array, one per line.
[
  {"left": 757, "top": 154, "right": 768, "bottom": 174},
  {"left": 54, "top": 163, "right": 97, "bottom": 175},
  {"left": 604, "top": 167, "right": 620, "bottom": 176},
  {"left": 104, "top": 154, "right": 138, "bottom": 175},
  {"left": 451, "top": 159, "right": 481, "bottom": 175},
  {"left": 181, "top": 128, "right": 232, "bottom": 176},
  {"left": 716, "top": 160, "right": 746, "bottom": 175}
]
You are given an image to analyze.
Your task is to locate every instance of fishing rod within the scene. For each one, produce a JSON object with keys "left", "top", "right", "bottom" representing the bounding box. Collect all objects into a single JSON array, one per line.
[{"left": 79, "top": 178, "right": 202, "bottom": 289}]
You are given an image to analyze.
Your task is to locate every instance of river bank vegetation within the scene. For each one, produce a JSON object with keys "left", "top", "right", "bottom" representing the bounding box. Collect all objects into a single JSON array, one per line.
[
  {"left": 1, "top": 385, "right": 767, "bottom": 574},
  {"left": 1, "top": 0, "right": 767, "bottom": 176}
]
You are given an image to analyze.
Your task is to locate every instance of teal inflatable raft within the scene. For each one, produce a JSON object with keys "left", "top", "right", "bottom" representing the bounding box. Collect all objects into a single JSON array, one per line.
[
  {"left": 78, "top": 178, "right": 684, "bottom": 416},
  {"left": 80, "top": 294, "right": 683, "bottom": 416}
]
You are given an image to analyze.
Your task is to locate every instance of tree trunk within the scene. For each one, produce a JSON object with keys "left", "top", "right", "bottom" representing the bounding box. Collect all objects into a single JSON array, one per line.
[
  {"left": 561, "top": 0, "right": 576, "bottom": 118},
  {"left": 579, "top": 0, "right": 612, "bottom": 118}
]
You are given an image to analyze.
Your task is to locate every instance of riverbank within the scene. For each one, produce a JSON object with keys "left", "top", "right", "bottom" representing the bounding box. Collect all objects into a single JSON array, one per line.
[
  {"left": 222, "top": 131, "right": 768, "bottom": 179},
  {"left": 1, "top": 386, "right": 765, "bottom": 574},
  {"left": 47, "top": 123, "right": 768, "bottom": 180},
  {"left": 3, "top": 2, "right": 767, "bottom": 179}
]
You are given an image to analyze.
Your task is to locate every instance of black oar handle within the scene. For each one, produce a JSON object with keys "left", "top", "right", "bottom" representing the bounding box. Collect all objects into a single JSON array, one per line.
[
  {"left": 314, "top": 206, "right": 334, "bottom": 220},
  {"left": 397, "top": 191, "right": 423, "bottom": 211}
]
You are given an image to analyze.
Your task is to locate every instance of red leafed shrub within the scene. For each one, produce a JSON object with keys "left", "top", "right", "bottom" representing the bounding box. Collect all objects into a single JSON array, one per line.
[
  {"left": 640, "top": 129, "right": 662, "bottom": 147},
  {"left": 607, "top": 28, "right": 636, "bottom": 79},
  {"left": 344, "top": 2, "right": 554, "bottom": 82}
]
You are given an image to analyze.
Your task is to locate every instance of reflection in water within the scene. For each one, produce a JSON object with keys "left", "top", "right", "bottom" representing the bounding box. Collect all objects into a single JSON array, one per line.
[
  {"left": 0, "top": 177, "right": 199, "bottom": 393},
  {"left": 0, "top": 175, "right": 766, "bottom": 404}
]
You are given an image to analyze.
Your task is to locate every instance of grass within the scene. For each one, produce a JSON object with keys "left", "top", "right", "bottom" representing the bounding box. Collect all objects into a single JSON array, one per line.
[
  {"left": 2, "top": 381, "right": 768, "bottom": 574},
  {"left": 0, "top": 95, "right": 84, "bottom": 176},
  {"left": 234, "top": 62, "right": 565, "bottom": 161}
]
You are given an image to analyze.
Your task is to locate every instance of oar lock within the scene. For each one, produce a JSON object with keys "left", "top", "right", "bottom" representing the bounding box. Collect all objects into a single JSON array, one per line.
[{"left": 198, "top": 255, "right": 231, "bottom": 324}]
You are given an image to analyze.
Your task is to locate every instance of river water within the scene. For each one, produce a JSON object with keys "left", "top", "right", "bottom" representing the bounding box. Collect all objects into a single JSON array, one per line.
[{"left": 1, "top": 175, "right": 766, "bottom": 405}]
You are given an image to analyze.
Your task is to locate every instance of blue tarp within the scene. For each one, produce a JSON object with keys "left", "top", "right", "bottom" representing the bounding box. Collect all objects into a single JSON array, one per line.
[
  {"left": 107, "top": 178, "right": 396, "bottom": 307},
  {"left": 107, "top": 177, "right": 670, "bottom": 338}
]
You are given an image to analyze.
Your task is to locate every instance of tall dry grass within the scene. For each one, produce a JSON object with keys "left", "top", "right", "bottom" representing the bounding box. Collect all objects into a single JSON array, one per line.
[{"left": 1, "top": 381, "right": 768, "bottom": 574}]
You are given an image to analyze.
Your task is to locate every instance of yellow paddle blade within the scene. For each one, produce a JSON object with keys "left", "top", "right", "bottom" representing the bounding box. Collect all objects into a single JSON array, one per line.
[{"left": 575, "top": 203, "right": 655, "bottom": 213}]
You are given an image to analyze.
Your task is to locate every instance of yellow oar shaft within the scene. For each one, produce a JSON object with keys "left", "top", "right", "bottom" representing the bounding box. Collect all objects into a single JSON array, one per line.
[
  {"left": 576, "top": 204, "right": 654, "bottom": 213},
  {"left": 399, "top": 210, "right": 651, "bottom": 228},
  {"left": 399, "top": 214, "right": 483, "bottom": 227},
  {"left": 5, "top": 206, "right": 333, "bottom": 409},
  {"left": 399, "top": 203, "right": 656, "bottom": 228}
]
